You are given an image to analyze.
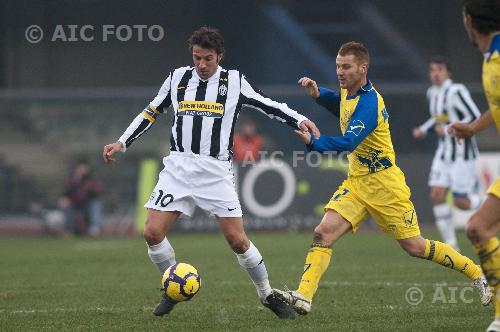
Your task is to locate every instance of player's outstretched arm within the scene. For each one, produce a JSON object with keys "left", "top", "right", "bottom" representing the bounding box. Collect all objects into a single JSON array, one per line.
[
  {"left": 240, "top": 74, "right": 319, "bottom": 137},
  {"left": 301, "top": 92, "right": 378, "bottom": 153},
  {"left": 299, "top": 76, "right": 340, "bottom": 117},
  {"left": 103, "top": 141, "right": 124, "bottom": 163}
]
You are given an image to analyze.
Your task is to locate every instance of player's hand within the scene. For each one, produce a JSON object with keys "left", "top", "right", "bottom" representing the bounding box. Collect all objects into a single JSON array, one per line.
[
  {"left": 103, "top": 141, "right": 123, "bottom": 163},
  {"left": 412, "top": 127, "right": 425, "bottom": 139},
  {"left": 434, "top": 125, "right": 445, "bottom": 137},
  {"left": 448, "top": 122, "right": 474, "bottom": 140},
  {"left": 298, "top": 77, "right": 320, "bottom": 98},
  {"left": 294, "top": 130, "right": 312, "bottom": 145},
  {"left": 299, "top": 119, "right": 320, "bottom": 139}
]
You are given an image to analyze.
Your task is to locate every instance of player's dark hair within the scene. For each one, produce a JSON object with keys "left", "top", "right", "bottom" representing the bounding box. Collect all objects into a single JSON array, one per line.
[
  {"left": 463, "top": 0, "right": 500, "bottom": 35},
  {"left": 338, "top": 41, "right": 370, "bottom": 65},
  {"left": 188, "top": 26, "right": 225, "bottom": 54},
  {"left": 430, "top": 56, "right": 452, "bottom": 73}
]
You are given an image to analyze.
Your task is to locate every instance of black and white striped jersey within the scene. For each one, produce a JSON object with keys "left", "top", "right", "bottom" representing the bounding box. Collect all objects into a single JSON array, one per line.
[
  {"left": 118, "top": 66, "right": 307, "bottom": 160},
  {"left": 418, "top": 79, "right": 481, "bottom": 162}
]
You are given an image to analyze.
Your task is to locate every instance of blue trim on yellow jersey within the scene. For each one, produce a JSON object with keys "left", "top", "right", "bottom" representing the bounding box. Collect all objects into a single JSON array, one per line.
[
  {"left": 486, "top": 34, "right": 500, "bottom": 62},
  {"left": 307, "top": 88, "right": 379, "bottom": 153},
  {"left": 488, "top": 33, "right": 500, "bottom": 60},
  {"left": 345, "top": 80, "right": 373, "bottom": 100},
  {"left": 315, "top": 87, "right": 341, "bottom": 117}
]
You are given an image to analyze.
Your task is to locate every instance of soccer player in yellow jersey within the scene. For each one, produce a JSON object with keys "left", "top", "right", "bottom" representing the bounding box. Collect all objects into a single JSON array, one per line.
[
  {"left": 450, "top": 1, "right": 500, "bottom": 331},
  {"left": 273, "top": 41, "right": 491, "bottom": 315}
]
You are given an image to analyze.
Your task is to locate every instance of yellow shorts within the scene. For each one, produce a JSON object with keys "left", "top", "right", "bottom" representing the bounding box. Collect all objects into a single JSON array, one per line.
[
  {"left": 487, "top": 177, "right": 500, "bottom": 199},
  {"left": 324, "top": 166, "right": 421, "bottom": 240}
]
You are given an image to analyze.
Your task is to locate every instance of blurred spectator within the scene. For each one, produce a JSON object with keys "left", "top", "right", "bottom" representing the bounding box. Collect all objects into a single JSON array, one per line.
[
  {"left": 232, "top": 120, "right": 264, "bottom": 164},
  {"left": 58, "top": 161, "right": 102, "bottom": 236}
]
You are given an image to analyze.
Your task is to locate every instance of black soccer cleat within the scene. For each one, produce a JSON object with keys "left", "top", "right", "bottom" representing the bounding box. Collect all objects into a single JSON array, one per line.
[
  {"left": 262, "top": 292, "right": 297, "bottom": 319},
  {"left": 153, "top": 293, "right": 178, "bottom": 316}
]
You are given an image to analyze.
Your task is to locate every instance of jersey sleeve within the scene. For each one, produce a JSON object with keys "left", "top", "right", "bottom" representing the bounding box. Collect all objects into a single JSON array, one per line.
[
  {"left": 118, "top": 72, "right": 173, "bottom": 151},
  {"left": 315, "top": 87, "right": 341, "bottom": 117},
  {"left": 240, "top": 74, "right": 308, "bottom": 129},
  {"left": 418, "top": 117, "right": 436, "bottom": 134},
  {"left": 307, "top": 92, "right": 378, "bottom": 153},
  {"left": 452, "top": 84, "right": 481, "bottom": 124}
]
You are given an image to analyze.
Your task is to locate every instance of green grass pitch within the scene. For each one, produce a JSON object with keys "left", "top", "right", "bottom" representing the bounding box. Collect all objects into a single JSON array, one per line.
[{"left": 0, "top": 231, "right": 493, "bottom": 331}]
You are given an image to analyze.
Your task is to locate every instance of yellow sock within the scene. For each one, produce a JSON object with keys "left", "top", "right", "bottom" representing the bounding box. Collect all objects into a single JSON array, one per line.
[
  {"left": 473, "top": 236, "right": 500, "bottom": 316},
  {"left": 424, "top": 239, "right": 482, "bottom": 281},
  {"left": 297, "top": 246, "right": 332, "bottom": 300}
]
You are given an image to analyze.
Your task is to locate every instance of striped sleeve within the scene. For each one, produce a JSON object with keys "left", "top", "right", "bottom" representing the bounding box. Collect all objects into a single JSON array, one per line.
[
  {"left": 452, "top": 84, "right": 481, "bottom": 124},
  {"left": 118, "top": 72, "right": 173, "bottom": 151},
  {"left": 239, "top": 74, "right": 307, "bottom": 129},
  {"left": 418, "top": 117, "right": 436, "bottom": 134}
]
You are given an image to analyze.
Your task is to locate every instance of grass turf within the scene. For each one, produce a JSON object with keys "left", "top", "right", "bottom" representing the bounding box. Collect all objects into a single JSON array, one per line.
[{"left": 0, "top": 231, "right": 493, "bottom": 331}]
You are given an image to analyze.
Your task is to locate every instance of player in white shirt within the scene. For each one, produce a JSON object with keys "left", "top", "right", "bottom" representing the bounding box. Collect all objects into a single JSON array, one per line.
[
  {"left": 103, "top": 26, "right": 319, "bottom": 319},
  {"left": 413, "top": 56, "right": 481, "bottom": 250}
]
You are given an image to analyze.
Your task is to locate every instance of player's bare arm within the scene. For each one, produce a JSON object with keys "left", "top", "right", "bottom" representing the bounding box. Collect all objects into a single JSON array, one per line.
[
  {"left": 449, "top": 110, "right": 494, "bottom": 139},
  {"left": 103, "top": 141, "right": 124, "bottom": 163}
]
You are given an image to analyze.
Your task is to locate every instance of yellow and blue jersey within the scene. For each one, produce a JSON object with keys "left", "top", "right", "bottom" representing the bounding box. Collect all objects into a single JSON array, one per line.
[
  {"left": 483, "top": 34, "right": 500, "bottom": 200},
  {"left": 308, "top": 80, "right": 396, "bottom": 177},
  {"left": 483, "top": 33, "right": 500, "bottom": 134}
]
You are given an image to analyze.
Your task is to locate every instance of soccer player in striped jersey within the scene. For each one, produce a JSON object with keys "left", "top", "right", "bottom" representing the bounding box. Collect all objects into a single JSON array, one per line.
[
  {"left": 451, "top": 1, "right": 500, "bottom": 330},
  {"left": 102, "top": 26, "right": 319, "bottom": 319},
  {"left": 273, "top": 41, "right": 491, "bottom": 315},
  {"left": 413, "top": 56, "right": 482, "bottom": 251}
]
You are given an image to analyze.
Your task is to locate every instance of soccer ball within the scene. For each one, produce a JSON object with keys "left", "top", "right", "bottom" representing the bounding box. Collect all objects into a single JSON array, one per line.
[{"left": 161, "top": 263, "right": 201, "bottom": 302}]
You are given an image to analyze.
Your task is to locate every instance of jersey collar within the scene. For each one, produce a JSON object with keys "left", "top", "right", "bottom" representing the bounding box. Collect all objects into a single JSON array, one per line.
[
  {"left": 485, "top": 33, "right": 500, "bottom": 62},
  {"left": 193, "top": 65, "right": 222, "bottom": 82},
  {"left": 359, "top": 80, "right": 373, "bottom": 92},
  {"left": 345, "top": 80, "right": 373, "bottom": 100}
]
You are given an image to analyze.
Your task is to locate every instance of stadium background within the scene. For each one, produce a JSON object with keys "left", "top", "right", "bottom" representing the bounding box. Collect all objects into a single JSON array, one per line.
[{"left": 1, "top": 0, "right": 499, "bottom": 233}]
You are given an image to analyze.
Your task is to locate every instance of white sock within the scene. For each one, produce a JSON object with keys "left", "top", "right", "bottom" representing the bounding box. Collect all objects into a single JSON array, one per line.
[
  {"left": 236, "top": 241, "right": 272, "bottom": 300},
  {"left": 147, "top": 237, "right": 175, "bottom": 274},
  {"left": 433, "top": 203, "right": 458, "bottom": 250},
  {"left": 468, "top": 194, "right": 481, "bottom": 210}
]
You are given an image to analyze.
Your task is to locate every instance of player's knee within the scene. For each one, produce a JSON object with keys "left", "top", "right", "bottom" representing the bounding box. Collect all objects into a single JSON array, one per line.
[
  {"left": 401, "top": 240, "right": 425, "bottom": 258},
  {"left": 404, "top": 246, "right": 423, "bottom": 257}
]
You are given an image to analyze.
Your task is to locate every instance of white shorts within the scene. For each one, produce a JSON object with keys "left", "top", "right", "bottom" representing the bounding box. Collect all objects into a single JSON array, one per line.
[
  {"left": 428, "top": 154, "right": 478, "bottom": 195},
  {"left": 144, "top": 152, "right": 242, "bottom": 217}
]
